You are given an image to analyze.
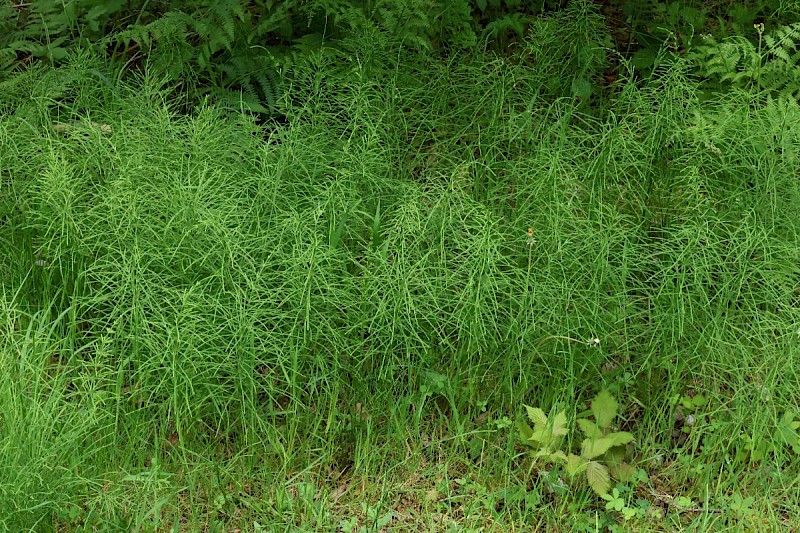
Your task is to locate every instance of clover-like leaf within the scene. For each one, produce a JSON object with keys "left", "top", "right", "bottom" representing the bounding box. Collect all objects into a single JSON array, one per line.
[
  {"left": 779, "top": 412, "right": 800, "bottom": 431},
  {"left": 691, "top": 394, "right": 707, "bottom": 408},
  {"left": 591, "top": 390, "right": 618, "bottom": 429},
  {"left": 776, "top": 412, "right": 800, "bottom": 451}
]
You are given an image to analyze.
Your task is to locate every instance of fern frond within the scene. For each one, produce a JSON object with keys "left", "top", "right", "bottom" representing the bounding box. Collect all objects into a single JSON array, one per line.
[
  {"left": 483, "top": 13, "right": 529, "bottom": 41},
  {"left": 216, "top": 52, "right": 285, "bottom": 115},
  {"left": 692, "top": 22, "right": 800, "bottom": 99},
  {"left": 430, "top": 0, "right": 475, "bottom": 49},
  {"left": 764, "top": 22, "right": 800, "bottom": 60},
  {"left": 194, "top": 0, "right": 246, "bottom": 55},
  {"left": 373, "top": 0, "right": 434, "bottom": 50},
  {"left": 113, "top": 11, "right": 193, "bottom": 51}
]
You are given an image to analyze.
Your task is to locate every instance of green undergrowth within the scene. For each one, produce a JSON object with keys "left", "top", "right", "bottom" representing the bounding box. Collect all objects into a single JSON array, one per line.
[{"left": 1, "top": 32, "right": 800, "bottom": 532}]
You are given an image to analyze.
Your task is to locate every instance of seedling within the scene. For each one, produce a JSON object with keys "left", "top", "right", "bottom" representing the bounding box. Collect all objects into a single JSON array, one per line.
[
  {"left": 738, "top": 411, "right": 800, "bottom": 463},
  {"left": 517, "top": 390, "right": 635, "bottom": 496}
]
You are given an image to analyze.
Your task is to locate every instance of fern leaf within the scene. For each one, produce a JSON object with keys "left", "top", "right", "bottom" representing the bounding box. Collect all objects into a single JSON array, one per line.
[
  {"left": 693, "top": 22, "right": 800, "bottom": 99},
  {"left": 212, "top": 0, "right": 240, "bottom": 42}
]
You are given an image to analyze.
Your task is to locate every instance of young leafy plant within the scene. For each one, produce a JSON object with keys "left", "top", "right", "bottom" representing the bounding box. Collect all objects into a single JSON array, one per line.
[
  {"left": 738, "top": 411, "right": 800, "bottom": 463},
  {"left": 517, "top": 390, "right": 635, "bottom": 496}
]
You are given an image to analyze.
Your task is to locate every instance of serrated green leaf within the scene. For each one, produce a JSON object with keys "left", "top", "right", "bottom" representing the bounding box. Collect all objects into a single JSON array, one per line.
[
  {"left": 516, "top": 420, "right": 534, "bottom": 446},
  {"left": 548, "top": 450, "right": 568, "bottom": 462},
  {"left": 577, "top": 418, "right": 602, "bottom": 440},
  {"left": 530, "top": 428, "right": 554, "bottom": 443},
  {"left": 530, "top": 428, "right": 565, "bottom": 448},
  {"left": 592, "top": 390, "right": 618, "bottom": 429},
  {"left": 631, "top": 48, "right": 656, "bottom": 69},
  {"left": 585, "top": 461, "right": 611, "bottom": 496},
  {"left": 538, "top": 449, "right": 568, "bottom": 464},
  {"left": 610, "top": 462, "right": 636, "bottom": 482},
  {"left": 565, "top": 453, "right": 585, "bottom": 476},
  {"left": 526, "top": 408, "right": 568, "bottom": 447},
  {"left": 581, "top": 437, "right": 616, "bottom": 459},
  {"left": 607, "top": 431, "right": 634, "bottom": 447},
  {"left": 551, "top": 411, "right": 569, "bottom": 436},
  {"left": 603, "top": 444, "right": 627, "bottom": 467},
  {"left": 525, "top": 406, "right": 548, "bottom": 428}
]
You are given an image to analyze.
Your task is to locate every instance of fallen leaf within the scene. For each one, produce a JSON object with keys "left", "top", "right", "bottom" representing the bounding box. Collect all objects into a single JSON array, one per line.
[{"left": 331, "top": 483, "right": 348, "bottom": 501}]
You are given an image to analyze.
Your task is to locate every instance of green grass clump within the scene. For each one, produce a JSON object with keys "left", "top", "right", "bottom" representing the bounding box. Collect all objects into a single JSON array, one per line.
[{"left": 1, "top": 18, "right": 799, "bottom": 531}]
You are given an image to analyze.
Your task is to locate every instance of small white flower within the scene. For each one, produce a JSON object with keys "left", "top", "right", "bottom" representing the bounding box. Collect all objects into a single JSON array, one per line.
[{"left": 587, "top": 337, "right": 601, "bottom": 348}]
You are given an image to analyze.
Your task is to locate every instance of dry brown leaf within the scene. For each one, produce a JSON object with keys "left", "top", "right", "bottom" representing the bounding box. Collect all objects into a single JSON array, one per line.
[{"left": 330, "top": 483, "right": 348, "bottom": 501}]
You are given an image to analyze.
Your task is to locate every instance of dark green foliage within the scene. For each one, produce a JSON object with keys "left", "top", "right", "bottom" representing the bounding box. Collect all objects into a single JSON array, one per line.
[
  {"left": 0, "top": 0, "right": 593, "bottom": 115},
  {"left": 690, "top": 22, "right": 800, "bottom": 99},
  {"left": 109, "top": 1, "right": 300, "bottom": 114},
  {"left": 619, "top": 1, "right": 797, "bottom": 71},
  {"left": 522, "top": 0, "right": 611, "bottom": 102},
  {"left": 0, "top": 1, "right": 336, "bottom": 113},
  {"left": 0, "top": 0, "right": 150, "bottom": 67}
]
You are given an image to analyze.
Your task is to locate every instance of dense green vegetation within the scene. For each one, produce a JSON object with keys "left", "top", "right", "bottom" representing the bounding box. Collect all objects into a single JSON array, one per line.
[{"left": 1, "top": 0, "right": 799, "bottom": 530}]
